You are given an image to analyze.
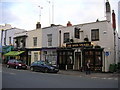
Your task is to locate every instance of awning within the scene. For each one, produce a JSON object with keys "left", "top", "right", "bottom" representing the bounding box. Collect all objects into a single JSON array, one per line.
[{"left": 4, "top": 51, "right": 25, "bottom": 56}]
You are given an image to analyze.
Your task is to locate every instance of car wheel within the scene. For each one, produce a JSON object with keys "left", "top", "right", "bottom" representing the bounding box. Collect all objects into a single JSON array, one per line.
[
  {"left": 30, "top": 67, "right": 34, "bottom": 71},
  {"left": 6, "top": 65, "right": 10, "bottom": 68},
  {"left": 15, "top": 66, "right": 18, "bottom": 69},
  {"left": 44, "top": 68, "right": 48, "bottom": 73}
]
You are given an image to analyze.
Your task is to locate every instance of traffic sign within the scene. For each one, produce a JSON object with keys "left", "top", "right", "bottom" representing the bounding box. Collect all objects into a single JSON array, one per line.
[{"left": 105, "top": 51, "right": 109, "bottom": 56}]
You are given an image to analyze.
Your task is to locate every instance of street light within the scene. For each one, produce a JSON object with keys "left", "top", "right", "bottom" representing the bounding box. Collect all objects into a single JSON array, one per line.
[
  {"left": 38, "top": 6, "right": 43, "bottom": 22},
  {"left": 46, "top": 0, "right": 54, "bottom": 25}
]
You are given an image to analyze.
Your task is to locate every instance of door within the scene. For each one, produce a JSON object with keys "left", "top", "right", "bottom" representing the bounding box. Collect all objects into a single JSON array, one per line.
[{"left": 75, "top": 52, "right": 81, "bottom": 70}]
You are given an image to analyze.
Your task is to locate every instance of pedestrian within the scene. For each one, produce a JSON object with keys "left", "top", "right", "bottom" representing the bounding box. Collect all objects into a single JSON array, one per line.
[{"left": 86, "top": 60, "right": 91, "bottom": 75}]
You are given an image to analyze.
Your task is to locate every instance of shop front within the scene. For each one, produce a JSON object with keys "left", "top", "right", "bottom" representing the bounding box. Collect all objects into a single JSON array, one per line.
[
  {"left": 82, "top": 48, "right": 104, "bottom": 72},
  {"left": 41, "top": 48, "right": 58, "bottom": 66},
  {"left": 57, "top": 42, "right": 104, "bottom": 72},
  {"left": 57, "top": 48, "right": 74, "bottom": 70},
  {"left": 4, "top": 51, "right": 25, "bottom": 63}
]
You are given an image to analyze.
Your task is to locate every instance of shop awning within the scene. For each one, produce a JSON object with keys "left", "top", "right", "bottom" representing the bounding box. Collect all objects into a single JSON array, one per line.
[{"left": 4, "top": 51, "right": 25, "bottom": 56}]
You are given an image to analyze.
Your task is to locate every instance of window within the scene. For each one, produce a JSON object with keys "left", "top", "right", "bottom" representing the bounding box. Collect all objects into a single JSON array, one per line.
[
  {"left": 47, "top": 34, "right": 52, "bottom": 46},
  {"left": 9, "top": 37, "right": 11, "bottom": 44},
  {"left": 34, "top": 52, "right": 38, "bottom": 61},
  {"left": 64, "top": 33, "right": 70, "bottom": 43},
  {"left": 91, "top": 29, "right": 99, "bottom": 41},
  {"left": 4, "top": 38, "right": 6, "bottom": 45},
  {"left": 74, "top": 27, "right": 80, "bottom": 39},
  {"left": 33, "top": 37, "right": 37, "bottom": 46}
]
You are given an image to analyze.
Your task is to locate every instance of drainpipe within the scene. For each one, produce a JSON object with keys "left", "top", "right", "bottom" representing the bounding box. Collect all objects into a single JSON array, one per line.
[{"left": 59, "top": 30, "right": 61, "bottom": 47}]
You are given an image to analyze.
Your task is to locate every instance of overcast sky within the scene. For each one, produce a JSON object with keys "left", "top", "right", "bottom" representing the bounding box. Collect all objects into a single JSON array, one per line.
[{"left": 0, "top": 0, "right": 119, "bottom": 31}]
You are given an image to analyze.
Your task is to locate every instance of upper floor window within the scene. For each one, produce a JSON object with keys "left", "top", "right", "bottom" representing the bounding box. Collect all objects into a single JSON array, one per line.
[
  {"left": 33, "top": 37, "right": 37, "bottom": 46},
  {"left": 91, "top": 29, "right": 99, "bottom": 41},
  {"left": 74, "top": 27, "right": 80, "bottom": 39},
  {"left": 47, "top": 34, "right": 52, "bottom": 46},
  {"left": 64, "top": 32, "right": 70, "bottom": 43},
  {"left": 9, "top": 37, "right": 11, "bottom": 45}
]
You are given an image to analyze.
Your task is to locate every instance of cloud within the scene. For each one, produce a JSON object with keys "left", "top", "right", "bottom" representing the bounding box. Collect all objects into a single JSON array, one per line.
[{"left": 0, "top": 0, "right": 119, "bottom": 31}]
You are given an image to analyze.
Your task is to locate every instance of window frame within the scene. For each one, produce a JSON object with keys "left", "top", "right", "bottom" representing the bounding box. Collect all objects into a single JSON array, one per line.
[
  {"left": 64, "top": 32, "right": 70, "bottom": 43},
  {"left": 33, "top": 37, "right": 37, "bottom": 46},
  {"left": 47, "top": 34, "right": 52, "bottom": 46},
  {"left": 91, "top": 29, "right": 99, "bottom": 41}
]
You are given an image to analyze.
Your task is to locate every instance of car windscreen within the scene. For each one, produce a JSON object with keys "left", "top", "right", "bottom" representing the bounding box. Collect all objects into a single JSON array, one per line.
[{"left": 16, "top": 60, "right": 23, "bottom": 63}]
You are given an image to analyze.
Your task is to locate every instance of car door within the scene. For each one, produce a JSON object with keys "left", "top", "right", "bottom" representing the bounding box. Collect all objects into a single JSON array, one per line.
[
  {"left": 33, "top": 61, "right": 39, "bottom": 71},
  {"left": 12, "top": 60, "right": 16, "bottom": 68},
  {"left": 37, "top": 61, "right": 43, "bottom": 71}
]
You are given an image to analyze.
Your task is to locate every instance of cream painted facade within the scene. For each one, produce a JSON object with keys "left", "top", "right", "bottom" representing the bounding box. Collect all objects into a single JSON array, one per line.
[
  {"left": 26, "top": 28, "right": 42, "bottom": 64},
  {"left": 13, "top": 28, "right": 42, "bottom": 65}
]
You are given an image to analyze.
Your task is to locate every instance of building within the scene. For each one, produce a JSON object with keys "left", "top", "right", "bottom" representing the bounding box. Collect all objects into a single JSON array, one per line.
[
  {"left": 13, "top": 22, "right": 42, "bottom": 65},
  {"left": 57, "top": 0, "right": 119, "bottom": 72},
  {"left": 1, "top": 26, "right": 26, "bottom": 63},
  {"left": 118, "top": 1, "right": 120, "bottom": 63},
  {"left": 0, "top": 24, "right": 12, "bottom": 62},
  {"left": 118, "top": 1, "right": 120, "bottom": 36},
  {"left": 1, "top": 28, "right": 26, "bottom": 46},
  {"left": 41, "top": 24, "right": 63, "bottom": 65}
]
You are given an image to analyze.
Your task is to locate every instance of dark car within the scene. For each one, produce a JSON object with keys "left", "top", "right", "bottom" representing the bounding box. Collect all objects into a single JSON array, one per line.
[
  {"left": 30, "top": 61, "right": 59, "bottom": 73},
  {"left": 7, "top": 59, "right": 27, "bottom": 69}
]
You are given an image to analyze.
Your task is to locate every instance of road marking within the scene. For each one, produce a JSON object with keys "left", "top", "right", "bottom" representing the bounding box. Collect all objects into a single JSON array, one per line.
[
  {"left": 91, "top": 77, "right": 98, "bottom": 79},
  {"left": 9, "top": 73, "right": 16, "bottom": 75},
  {"left": 79, "top": 76, "right": 82, "bottom": 77},
  {"left": 114, "top": 78, "right": 118, "bottom": 80},
  {"left": 101, "top": 78, "right": 107, "bottom": 80},
  {"left": 108, "top": 78, "right": 113, "bottom": 80}
]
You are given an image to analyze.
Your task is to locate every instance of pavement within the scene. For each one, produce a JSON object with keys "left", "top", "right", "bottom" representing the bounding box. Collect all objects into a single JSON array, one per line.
[
  {"left": 1, "top": 64, "right": 119, "bottom": 80},
  {"left": 58, "top": 70, "right": 119, "bottom": 78}
]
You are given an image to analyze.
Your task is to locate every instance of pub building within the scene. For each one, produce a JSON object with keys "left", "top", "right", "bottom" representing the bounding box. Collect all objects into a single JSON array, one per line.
[
  {"left": 57, "top": 42, "right": 104, "bottom": 72},
  {"left": 56, "top": 0, "right": 119, "bottom": 72}
]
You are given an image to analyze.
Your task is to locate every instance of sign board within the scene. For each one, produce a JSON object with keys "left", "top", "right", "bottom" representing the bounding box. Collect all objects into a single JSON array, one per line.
[
  {"left": 105, "top": 51, "right": 109, "bottom": 56},
  {"left": 66, "top": 42, "right": 91, "bottom": 48}
]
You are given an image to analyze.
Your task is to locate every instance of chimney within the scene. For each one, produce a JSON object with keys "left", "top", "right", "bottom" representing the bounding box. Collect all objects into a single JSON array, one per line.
[
  {"left": 112, "top": 10, "right": 116, "bottom": 30},
  {"left": 36, "top": 22, "right": 41, "bottom": 29},
  {"left": 67, "top": 21, "right": 72, "bottom": 27},
  {"left": 105, "top": 0, "right": 111, "bottom": 22}
]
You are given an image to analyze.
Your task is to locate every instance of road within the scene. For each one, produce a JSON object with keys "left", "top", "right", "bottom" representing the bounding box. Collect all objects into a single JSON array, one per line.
[{"left": 2, "top": 66, "right": 118, "bottom": 88}]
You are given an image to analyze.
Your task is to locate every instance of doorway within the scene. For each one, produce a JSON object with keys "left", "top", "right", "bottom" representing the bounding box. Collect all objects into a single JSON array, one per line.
[{"left": 74, "top": 52, "right": 81, "bottom": 70}]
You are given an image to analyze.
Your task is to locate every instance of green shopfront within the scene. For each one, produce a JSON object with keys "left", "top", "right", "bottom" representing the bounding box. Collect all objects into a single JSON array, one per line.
[{"left": 57, "top": 42, "right": 104, "bottom": 72}]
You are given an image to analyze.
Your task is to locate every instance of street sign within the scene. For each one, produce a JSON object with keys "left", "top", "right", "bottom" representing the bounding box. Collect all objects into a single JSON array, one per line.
[{"left": 105, "top": 51, "right": 109, "bottom": 56}]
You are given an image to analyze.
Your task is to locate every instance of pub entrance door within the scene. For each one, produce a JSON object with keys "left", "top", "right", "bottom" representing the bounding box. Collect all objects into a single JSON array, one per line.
[{"left": 74, "top": 52, "right": 81, "bottom": 70}]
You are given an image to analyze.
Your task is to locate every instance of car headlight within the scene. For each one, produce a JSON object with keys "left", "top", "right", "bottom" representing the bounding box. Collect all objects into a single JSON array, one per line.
[{"left": 19, "top": 64, "right": 22, "bottom": 66}]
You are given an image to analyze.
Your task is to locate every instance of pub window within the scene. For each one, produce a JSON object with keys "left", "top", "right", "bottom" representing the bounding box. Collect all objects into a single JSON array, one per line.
[
  {"left": 74, "top": 27, "right": 80, "bottom": 39},
  {"left": 33, "top": 37, "right": 37, "bottom": 46},
  {"left": 91, "top": 29, "right": 99, "bottom": 41},
  {"left": 47, "top": 34, "right": 52, "bottom": 46},
  {"left": 64, "top": 32, "right": 70, "bottom": 43}
]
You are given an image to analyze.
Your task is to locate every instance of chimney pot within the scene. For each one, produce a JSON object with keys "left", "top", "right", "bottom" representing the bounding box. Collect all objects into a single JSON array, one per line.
[{"left": 67, "top": 21, "right": 72, "bottom": 27}]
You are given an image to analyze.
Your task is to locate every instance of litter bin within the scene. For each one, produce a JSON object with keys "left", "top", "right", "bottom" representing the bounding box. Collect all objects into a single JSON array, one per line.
[{"left": 109, "top": 64, "right": 116, "bottom": 73}]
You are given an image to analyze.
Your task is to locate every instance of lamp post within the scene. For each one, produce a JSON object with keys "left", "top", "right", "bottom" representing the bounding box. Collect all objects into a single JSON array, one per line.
[
  {"left": 38, "top": 6, "right": 43, "bottom": 22},
  {"left": 46, "top": 0, "right": 54, "bottom": 25}
]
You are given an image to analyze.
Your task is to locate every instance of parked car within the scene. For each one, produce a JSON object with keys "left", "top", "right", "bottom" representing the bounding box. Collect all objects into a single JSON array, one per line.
[
  {"left": 30, "top": 60, "right": 59, "bottom": 73},
  {"left": 6, "top": 59, "right": 27, "bottom": 69}
]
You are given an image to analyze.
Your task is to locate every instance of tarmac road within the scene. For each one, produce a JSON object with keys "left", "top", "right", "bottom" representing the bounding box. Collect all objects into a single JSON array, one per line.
[{"left": 2, "top": 66, "right": 118, "bottom": 88}]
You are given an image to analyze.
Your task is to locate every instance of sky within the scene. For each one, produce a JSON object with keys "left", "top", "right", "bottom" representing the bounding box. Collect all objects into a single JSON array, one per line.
[{"left": 0, "top": 0, "right": 119, "bottom": 32}]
